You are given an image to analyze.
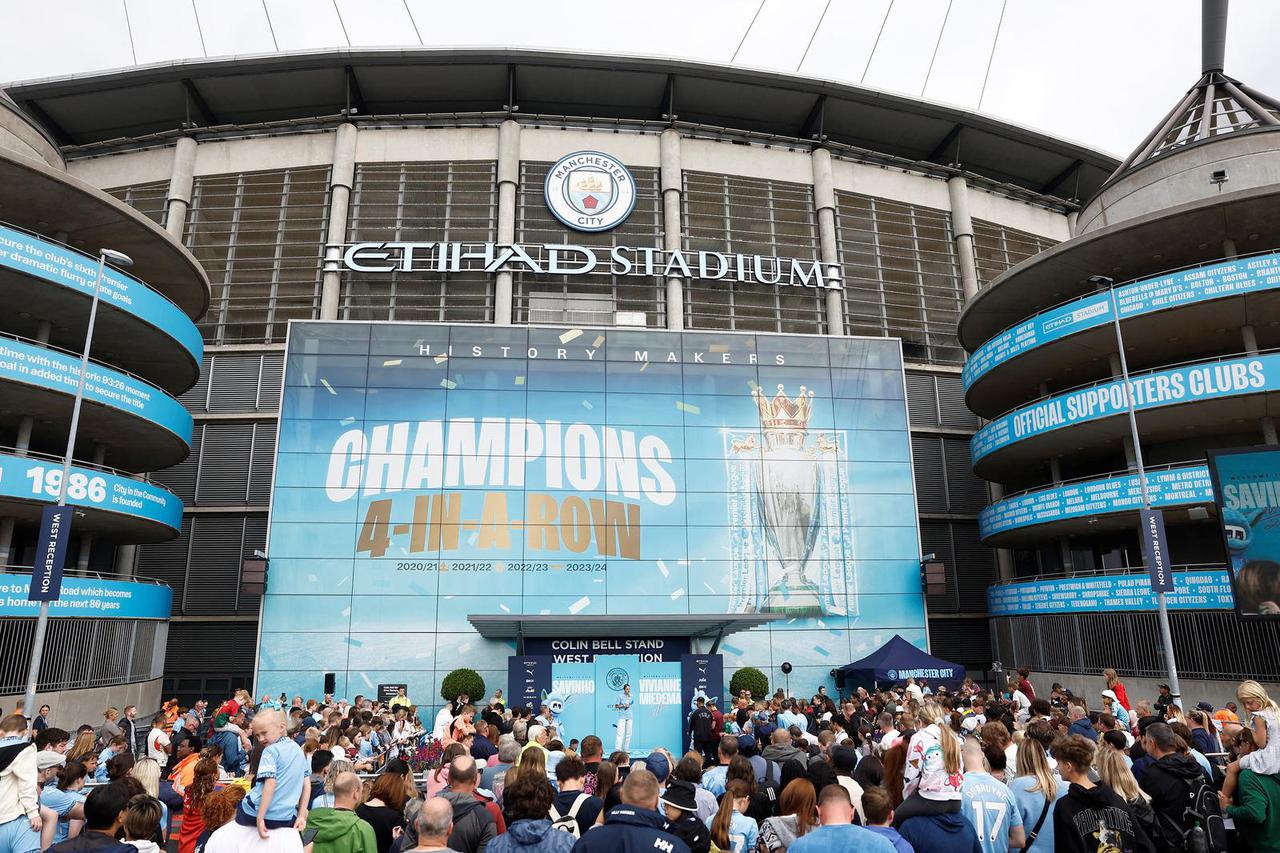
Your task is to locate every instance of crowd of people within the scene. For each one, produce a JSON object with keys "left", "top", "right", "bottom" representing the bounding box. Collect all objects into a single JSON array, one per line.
[{"left": 0, "top": 669, "right": 1276, "bottom": 853}]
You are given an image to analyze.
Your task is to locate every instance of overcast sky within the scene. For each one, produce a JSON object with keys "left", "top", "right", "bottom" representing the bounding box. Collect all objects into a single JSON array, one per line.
[{"left": 2, "top": 0, "right": 1278, "bottom": 157}]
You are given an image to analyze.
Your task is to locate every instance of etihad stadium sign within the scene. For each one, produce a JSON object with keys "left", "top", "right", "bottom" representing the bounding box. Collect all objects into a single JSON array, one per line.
[
  {"left": 341, "top": 149, "right": 838, "bottom": 289},
  {"left": 343, "top": 242, "right": 838, "bottom": 290}
]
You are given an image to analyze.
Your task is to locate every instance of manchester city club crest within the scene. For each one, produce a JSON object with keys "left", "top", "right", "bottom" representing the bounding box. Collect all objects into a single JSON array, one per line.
[{"left": 544, "top": 151, "right": 637, "bottom": 232}]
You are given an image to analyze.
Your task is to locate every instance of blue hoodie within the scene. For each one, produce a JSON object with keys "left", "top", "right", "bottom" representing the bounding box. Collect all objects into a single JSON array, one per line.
[
  {"left": 485, "top": 818, "right": 575, "bottom": 853},
  {"left": 898, "top": 812, "right": 982, "bottom": 853}
]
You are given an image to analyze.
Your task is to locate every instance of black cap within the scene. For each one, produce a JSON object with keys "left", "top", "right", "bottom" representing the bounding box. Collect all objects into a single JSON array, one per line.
[
  {"left": 1196, "top": 701, "right": 1215, "bottom": 712},
  {"left": 659, "top": 779, "right": 698, "bottom": 813},
  {"left": 1158, "top": 684, "right": 1170, "bottom": 690},
  {"left": 832, "top": 745, "right": 857, "bottom": 773}
]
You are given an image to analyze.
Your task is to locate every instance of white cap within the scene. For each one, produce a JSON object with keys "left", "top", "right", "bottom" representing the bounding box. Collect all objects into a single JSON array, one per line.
[{"left": 1101, "top": 689, "right": 1117, "bottom": 701}]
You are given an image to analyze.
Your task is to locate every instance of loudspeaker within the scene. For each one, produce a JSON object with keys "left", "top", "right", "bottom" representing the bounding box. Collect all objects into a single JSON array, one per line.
[
  {"left": 832, "top": 668, "right": 846, "bottom": 690},
  {"left": 780, "top": 662, "right": 793, "bottom": 674},
  {"left": 323, "top": 672, "right": 336, "bottom": 694}
]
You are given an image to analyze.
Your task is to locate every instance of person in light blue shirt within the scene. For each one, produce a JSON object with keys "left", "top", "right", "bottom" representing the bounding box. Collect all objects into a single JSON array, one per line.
[
  {"left": 1007, "top": 736, "right": 1064, "bottom": 853},
  {"left": 778, "top": 701, "right": 807, "bottom": 732},
  {"left": 94, "top": 736, "right": 127, "bottom": 782},
  {"left": 789, "top": 784, "right": 896, "bottom": 853},
  {"left": 614, "top": 684, "right": 634, "bottom": 753},
  {"left": 711, "top": 779, "right": 760, "bottom": 853},
  {"left": 960, "top": 738, "right": 1025, "bottom": 853},
  {"left": 699, "top": 736, "right": 737, "bottom": 797},
  {"left": 239, "top": 709, "right": 309, "bottom": 833},
  {"left": 39, "top": 760, "right": 87, "bottom": 846}
]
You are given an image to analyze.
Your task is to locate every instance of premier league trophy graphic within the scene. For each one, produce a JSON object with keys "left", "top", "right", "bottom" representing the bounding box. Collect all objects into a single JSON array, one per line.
[{"left": 752, "top": 384, "right": 824, "bottom": 615}]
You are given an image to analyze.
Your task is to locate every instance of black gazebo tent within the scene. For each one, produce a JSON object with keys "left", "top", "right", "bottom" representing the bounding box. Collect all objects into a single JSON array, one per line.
[{"left": 838, "top": 634, "right": 966, "bottom": 691}]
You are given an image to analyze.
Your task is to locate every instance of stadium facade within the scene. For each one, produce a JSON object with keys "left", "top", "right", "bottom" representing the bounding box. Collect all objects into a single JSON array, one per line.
[
  {"left": 966, "top": 13, "right": 1280, "bottom": 700},
  {"left": 2, "top": 49, "right": 1124, "bottom": 704}
]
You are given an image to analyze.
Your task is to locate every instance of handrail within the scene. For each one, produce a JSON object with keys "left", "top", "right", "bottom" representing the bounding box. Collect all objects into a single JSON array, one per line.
[
  {"left": 0, "top": 329, "right": 181, "bottom": 401},
  {"left": 993, "top": 562, "right": 1226, "bottom": 585},
  {"left": 969, "top": 244, "right": 1280, "bottom": 345},
  {"left": 989, "top": 458, "right": 1208, "bottom": 505},
  {"left": 979, "top": 345, "right": 1280, "bottom": 424},
  {"left": 0, "top": 443, "right": 169, "bottom": 490},
  {"left": 0, "top": 563, "right": 170, "bottom": 587},
  {"left": 0, "top": 217, "right": 188, "bottom": 315}
]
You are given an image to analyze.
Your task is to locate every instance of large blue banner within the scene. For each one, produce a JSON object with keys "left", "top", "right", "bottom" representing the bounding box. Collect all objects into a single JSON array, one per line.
[
  {"left": 0, "top": 572, "right": 172, "bottom": 618},
  {"left": 0, "top": 337, "right": 192, "bottom": 444},
  {"left": 988, "top": 570, "right": 1234, "bottom": 615},
  {"left": 1207, "top": 446, "right": 1280, "bottom": 619},
  {"left": 965, "top": 252, "right": 1280, "bottom": 390},
  {"left": 0, "top": 225, "right": 203, "bottom": 365},
  {"left": 257, "top": 322, "right": 926, "bottom": 702},
  {"left": 0, "top": 452, "right": 183, "bottom": 532},
  {"left": 973, "top": 354, "right": 1276, "bottom": 461},
  {"left": 979, "top": 464, "right": 1213, "bottom": 540}
]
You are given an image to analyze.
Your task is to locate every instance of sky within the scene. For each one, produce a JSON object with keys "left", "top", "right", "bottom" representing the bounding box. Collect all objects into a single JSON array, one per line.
[{"left": 2, "top": 0, "right": 1278, "bottom": 157}]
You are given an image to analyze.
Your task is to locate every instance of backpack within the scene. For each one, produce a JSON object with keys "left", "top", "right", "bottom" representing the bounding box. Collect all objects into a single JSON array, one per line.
[
  {"left": 1155, "top": 773, "right": 1227, "bottom": 853},
  {"left": 549, "top": 793, "right": 590, "bottom": 839}
]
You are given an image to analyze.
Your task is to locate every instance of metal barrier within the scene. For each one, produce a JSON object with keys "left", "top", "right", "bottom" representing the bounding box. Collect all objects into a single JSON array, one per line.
[{"left": 0, "top": 616, "right": 166, "bottom": 694}]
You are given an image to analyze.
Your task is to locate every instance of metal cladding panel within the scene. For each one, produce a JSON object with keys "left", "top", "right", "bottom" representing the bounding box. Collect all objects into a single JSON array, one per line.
[
  {"left": 516, "top": 64, "right": 667, "bottom": 119},
  {"left": 194, "top": 67, "right": 347, "bottom": 123},
  {"left": 906, "top": 373, "right": 939, "bottom": 428},
  {"left": 184, "top": 516, "right": 247, "bottom": 614},
  {"left": 353, "top": 64, "right": 509, "bottom": 114},
  {"left": 195, "top": 423, "right": 254, "bottom": 505},
  {"left": 26, "top": 80, "right": 187, "bottom": 142}
]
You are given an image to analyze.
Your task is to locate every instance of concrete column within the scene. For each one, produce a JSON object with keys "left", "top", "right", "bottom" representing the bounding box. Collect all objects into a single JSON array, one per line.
[
  {"left": 1243, "top": 325, "right": 1259, "bottom": 355},
  {"left": 1263, "top": 419, "right": 1279, "bottom": 445},
  {"left": 114, "top": 544, "right": 137, "bottom": 579},
  {"left": 1066, "top": 210, "right": 1079, "bottom": 237},
  {"left": 165, "top": 137, "right": 198, "bottom": 240},
  {"left": 660, "top": 129, "right": 684, "bottom": 332},
  {"left": 1059, "top": 539, "right": 1074, "bottom": 574},
  {"left": 319, "top": 123, "right": 359, "bottom": 321},
  {"left": 988, "top": 482, "right": 1016, "bottom": 582},
  {"left": 810, "top": 148, "right": 845, "bottom": 336},
  {"left": 493, "top": 120, "right": 522, "bottom": 326},
  {"left": 947, "top": 176, "right": 979, "bottom": 300},
  {"left": 1122, "top": 435, "right": 1137, "bottom": 469},
  {"left": 1223, "top": 238, "right": 1238, "bottom": 259},
  {"left": 1049, "top": 457, "right": 1063, "bottom": 484}
]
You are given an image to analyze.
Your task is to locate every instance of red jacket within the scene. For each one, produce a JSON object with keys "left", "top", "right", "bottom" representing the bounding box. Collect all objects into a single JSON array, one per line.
[{"left": 710, "top": 707, "right": 724, "bottom": 739}]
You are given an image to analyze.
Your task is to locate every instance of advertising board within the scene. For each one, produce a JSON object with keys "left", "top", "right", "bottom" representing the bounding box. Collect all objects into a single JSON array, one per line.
[{"left": 256, "top": 322, "right": 927, "bottom": 699}]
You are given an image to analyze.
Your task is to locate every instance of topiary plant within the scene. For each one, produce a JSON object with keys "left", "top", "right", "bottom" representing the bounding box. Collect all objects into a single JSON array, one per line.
[
  {"left": 729, "top": 666, "right": 769, "bottom": 700},
  {"left": 440, "top": 668, "right": 486, "bottom": 704}
]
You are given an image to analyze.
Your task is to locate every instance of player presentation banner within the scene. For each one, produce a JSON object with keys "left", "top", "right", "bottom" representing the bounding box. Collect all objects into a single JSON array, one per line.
[
  {"left": 256, "top": 322, "right": 925, "bottom": 701},
  {"left": 1208, "top": 446, "right": 1280, "bottom": 619}
]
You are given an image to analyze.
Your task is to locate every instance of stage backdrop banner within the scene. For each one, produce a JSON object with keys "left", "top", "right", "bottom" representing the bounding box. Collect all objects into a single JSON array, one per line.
[
  {"left": 1207, "top": 446, "right": 1280, "bottom": 619},
  {"left": 256, "top": 322, "right": 925, "bottom": 701}
]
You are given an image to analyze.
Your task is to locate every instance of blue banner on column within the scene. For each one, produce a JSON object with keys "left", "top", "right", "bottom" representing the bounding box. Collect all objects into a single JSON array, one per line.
[
  {"left": 507, "top": 655, "right": 553, "bottom": 713},
  {"left": 680, "top": 654, "right": 724, "bottom": 751},
  {"left": 27, "top": 505, "right": 71, "bottom": 602},
  {"left": 596, "top": 655, "right": 640, "bottom": 754}
]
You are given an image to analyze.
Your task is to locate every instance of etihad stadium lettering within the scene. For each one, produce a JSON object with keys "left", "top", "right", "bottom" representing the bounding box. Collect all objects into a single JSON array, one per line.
[{"left": 343, "top": 241, "right": 838, "bottom": 290}]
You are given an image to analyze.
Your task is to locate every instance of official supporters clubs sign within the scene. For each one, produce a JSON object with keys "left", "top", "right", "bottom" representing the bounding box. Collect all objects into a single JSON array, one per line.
[{"left": 256, "top": 322, "right": 927, "bottom": 699}]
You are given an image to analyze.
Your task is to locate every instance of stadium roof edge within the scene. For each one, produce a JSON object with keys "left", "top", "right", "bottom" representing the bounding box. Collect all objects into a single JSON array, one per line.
[{"left": 2, "top": 47, "right": 1119, "bottom": 202}]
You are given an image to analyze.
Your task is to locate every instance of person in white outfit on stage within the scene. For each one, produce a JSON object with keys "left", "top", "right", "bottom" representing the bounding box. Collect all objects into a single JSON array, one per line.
[{"left": 614, "top": 684, "right": 634, "bottom": 753}]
